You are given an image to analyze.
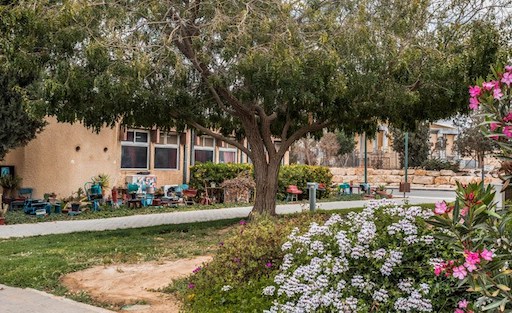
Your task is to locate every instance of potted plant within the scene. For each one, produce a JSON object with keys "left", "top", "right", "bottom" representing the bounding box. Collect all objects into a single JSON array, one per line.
[
  {"left": 0, "top": 175, "right": 22, "bottom": 199},
  {"left": 63, "top": 188, "right": 86, "bottom": 213},
  {"left": 92, "top": 173, "right": 110, "bottom": 199},
  {"left": 375, "top": 184, "right": 393, "bottom": 199}
]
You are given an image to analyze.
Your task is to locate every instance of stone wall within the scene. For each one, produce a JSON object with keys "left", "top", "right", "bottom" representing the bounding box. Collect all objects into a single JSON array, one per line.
[{"left": 330, "top": 167, "right": 502, "bottom": 188}]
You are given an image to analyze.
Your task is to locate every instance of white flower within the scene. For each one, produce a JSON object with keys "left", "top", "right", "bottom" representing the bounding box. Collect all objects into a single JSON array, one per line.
[
  {"left": 221, "top": 285, "right": 232, "bottom": 292},
  {"left": 262, "top": 286, "right": 276, "bottom": 296}
]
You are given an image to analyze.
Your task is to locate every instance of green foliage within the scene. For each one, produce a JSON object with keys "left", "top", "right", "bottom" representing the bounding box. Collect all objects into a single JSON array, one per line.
[
  {"left": 0, "top": 175, "right": 22, "bottom": 190},
  {"left": 428, "top": 182, "right": 512, "bottom": 311},
  {"left": 278, "top": 164, "right": 333, "bottom": 200},
  {"left": 391, "top": 123, "right": 431, "bottom": 168},
  {"left": 178, "top": 214, "right": 331, "bottom": 313},
  {"left": 189, "top": 163, "right": 333, "bottom": 199},
  {"left": 453, "top": 114, "right": 497, "bottom": 163},
  {"left": 335, "top": 131, "right": 356, "bottom": 156},
  {"left": 421, "top": 159, "right": 460, "bottom": 172},
  {"left": 189, "top": 163, "right": 252, "bottom": 190}
]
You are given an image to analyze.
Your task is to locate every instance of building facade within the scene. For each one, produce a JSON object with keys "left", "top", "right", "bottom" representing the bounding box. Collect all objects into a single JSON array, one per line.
[{"left": 1, "top": 118, "right": 289, "bottom": 198}]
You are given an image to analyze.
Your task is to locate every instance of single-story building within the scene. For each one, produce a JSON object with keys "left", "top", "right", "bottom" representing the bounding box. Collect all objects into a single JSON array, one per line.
[{"left": 1, "top": 117, "right": 289, "bottom": 198}]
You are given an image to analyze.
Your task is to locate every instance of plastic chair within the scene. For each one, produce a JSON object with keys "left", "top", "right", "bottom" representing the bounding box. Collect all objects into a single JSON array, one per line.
[
  {"left": 10, "top": 188, "right": 33, "bottom": 210},
  {"left": 338, "top": 183, "right": 351, "bottom": 195},
  {"left": 84, "top": 182, "right": 102, "bottom": 212},
  {"left": 286, "top": 185, "right": 302, "bottom": 202},
  {"left": 142, "top": 193, "right": 154, "bottom": 207},
  {"left": 183, "top": 188, "right": 197, "bottom": 205}
]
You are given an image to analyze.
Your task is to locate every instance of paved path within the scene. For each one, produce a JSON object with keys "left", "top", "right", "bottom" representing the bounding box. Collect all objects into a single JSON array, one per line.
[
  {"left": 0, "top": 195, "right": 454, "bottom": 239},
  {"left": 0, "top": 284, "right": 115, "bottom": 313}
]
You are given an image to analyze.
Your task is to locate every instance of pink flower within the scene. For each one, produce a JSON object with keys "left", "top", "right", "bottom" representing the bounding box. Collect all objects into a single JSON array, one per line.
[
  {"left": 504, "top": 112, "right": 512, "bottom": 122},
  {"left": 480, "top": 249, "right": 493, "bottom": 261},
  {"left": 188, "top": 282, "right": 195, "bottom": 289},
  {"left": 491, "top": 135, "right": 499, "bottom": 140},
  {"left": 434, "top": 265, "right": 443, "bottom": 276},
  {"left": 265, "top": 262, "right": 272, "bottom": 268},
  {"left": 490, "top": 122, "right": 500, "bottom": 131},
  {"left": 494, "top": 88, "right": 504, "bottom": 100},
  {"left": 464, "top": 250, "right": 481, "bottom": 265},
  {"left": 502, "top": 72, "right": 512, "bottom": 86},
  {"left": 239, "top": 220, "right": 247, "bottom": 225},
  {"left": 458, "top": 299, "right": 468, "bottom": 309},
  {"left": 483, "top": 81, "right": 495, "bottom": 90},
  {"left": 503, "top": 126, "right": 512, "bottom": 138},
  {"left": 506, "top": 65, "right": 512, "bottom": 72},
  {"left": 434, "top": 201, "right": 447, "bottom": 214},
  {"left": 453, "top": 265, "right": 467, "bottom": 279},
  {"left": 469, "top": 97, "right": 479, "bottom": 110},
  {"left": 469, "top": 85, "right": 482, "bottom": 97},
  {"left": 464, "top": 261, "right": 477, "bottom": 272},
  {"left": 460, "top": 207, "right": 469, "bottom": 216},
  {"left": 192, "top": 266, "right": 202, "bottom": 273},
  {"left": 455, "top": 309, "right": 464, "bottom": 313}
]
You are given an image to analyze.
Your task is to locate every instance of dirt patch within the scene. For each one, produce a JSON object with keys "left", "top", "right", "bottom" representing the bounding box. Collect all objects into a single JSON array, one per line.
[{"left": 61, "top": 255, "right": 212, "bottom": 313}]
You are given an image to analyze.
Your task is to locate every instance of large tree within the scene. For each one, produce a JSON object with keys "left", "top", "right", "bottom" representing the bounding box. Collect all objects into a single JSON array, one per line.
[
  {"left": 0, "top": 4, "right": 51, "bottom": 159},
  {"left": 454, "top": 114, "right": 497, "bottom": 167},
  {"left": 391, "top": 123, "right": 431, "bottom": 168},
  {"left": 39, "top": 0, "right": 510, "bottom": 214}
]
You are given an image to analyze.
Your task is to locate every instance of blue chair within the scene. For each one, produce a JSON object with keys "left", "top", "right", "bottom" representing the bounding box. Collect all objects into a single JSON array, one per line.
[
  {"left": 10, "top": 188, "right": 33, "bottom": 210},
  {"left": 338, "top": 183, "right": 351, "bottom": 195},
  {"left": 84, "top": 182, "right": 102, "bottom": 212},
  {"left": 142, "top": 193, "right": 154, "bottom": 207}
]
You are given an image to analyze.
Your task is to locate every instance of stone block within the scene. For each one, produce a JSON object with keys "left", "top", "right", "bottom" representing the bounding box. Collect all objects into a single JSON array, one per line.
[
  {"left": 450, "top": 176, "right": 477, "bottom": 185},
  {"left": 434, "top": 176, "right": 451, "bottom": 185},
  {"left": 345, "top": 168, "right": 356, "bottom": 175},
  {"left": 412, "top": 176, "right": 435, "bottom": 185},
  {"left": 385, "top": 175, "right": 403, "bottom": 184},
  {"left": 426, "top": 171, "right": 440, "bottom": 177},
  {"left": 391, "top": 170, "right": 400, "bottom": 175},
  {"left": 440, "top": 170, "right": 455, "bottom": 176},
  {"left": 414, "top": 169, "right": 427, "bottom": 176}
]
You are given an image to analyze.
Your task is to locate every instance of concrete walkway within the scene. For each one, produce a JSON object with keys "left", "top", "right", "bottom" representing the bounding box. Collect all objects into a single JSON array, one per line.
[
  {"left": 0, "top": 195, "right": 453, "bottom": 239},
  {"left": 0, "top": 284, "right": 115, "bottom": 313}
]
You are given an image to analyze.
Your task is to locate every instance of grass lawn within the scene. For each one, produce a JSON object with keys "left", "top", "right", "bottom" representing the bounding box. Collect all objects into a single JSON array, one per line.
[{"left": 0, "top": 218, "right": 241, "bottom": 307}]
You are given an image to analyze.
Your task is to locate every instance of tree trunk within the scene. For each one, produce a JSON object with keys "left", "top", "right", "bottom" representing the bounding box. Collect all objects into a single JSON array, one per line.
[{"left": 251, "top": 154, "right": 281, "bottom": 216}]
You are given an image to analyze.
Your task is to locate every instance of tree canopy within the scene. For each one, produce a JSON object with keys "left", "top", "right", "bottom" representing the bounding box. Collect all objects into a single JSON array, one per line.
[
  {"left": 31, "top": 0, "right": 511, "bottom": 213},
  {"left": 0, "top": 4, "right": 49, "bottom": 159}
]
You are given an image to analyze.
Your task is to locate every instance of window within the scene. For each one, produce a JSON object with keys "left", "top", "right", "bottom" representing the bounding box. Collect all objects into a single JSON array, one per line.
[
  {"left": 121, "top": 130, "right": 149, "bottom": 169},
  {"left": 155, "top": 132, "right": 179, "bottom": 169},
  {"left": 194, "top": 135, "right": 215, "bottom": 164},
  {"left": 219, "top": 141, "right": 237, "bottom": 163}
]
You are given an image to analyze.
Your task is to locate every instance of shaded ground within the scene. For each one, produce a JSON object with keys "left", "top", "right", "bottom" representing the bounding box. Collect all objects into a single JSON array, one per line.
[{"left": 61, "top": 256, "right": 212, "bottom": 313}]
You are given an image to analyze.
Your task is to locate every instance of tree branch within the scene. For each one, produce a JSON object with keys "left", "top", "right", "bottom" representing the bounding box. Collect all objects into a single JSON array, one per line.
[
  {"left": 187, "top": 120, "right": 252, "bottom": 158},
  {"left": 279, "top": 121, "right": 333, "bottom": 158}
]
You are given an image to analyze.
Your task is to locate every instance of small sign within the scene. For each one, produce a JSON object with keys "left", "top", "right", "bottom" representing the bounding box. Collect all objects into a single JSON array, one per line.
[{"left": 399, "top": 182, "right": 411, "bottom": 193}]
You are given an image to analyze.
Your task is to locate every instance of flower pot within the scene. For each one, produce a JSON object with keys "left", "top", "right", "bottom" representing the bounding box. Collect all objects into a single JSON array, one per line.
[{"left": 0, "top": 217, "right": 5, "bottom": 225}]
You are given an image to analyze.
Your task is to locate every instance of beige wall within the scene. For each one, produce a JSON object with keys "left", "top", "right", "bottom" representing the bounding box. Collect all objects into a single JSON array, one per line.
[
  {"left": 2, "top": 117, "right": 121, "bottom": 198},
  {"left": 1, "top": 119, "right": 289, "bottom": 199}
]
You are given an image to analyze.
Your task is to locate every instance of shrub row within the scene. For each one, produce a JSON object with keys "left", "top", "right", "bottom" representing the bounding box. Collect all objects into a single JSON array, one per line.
[
  {"left": 421, "top": 158, "right": 460, "bottom": 171},
  {"left": 189, "top": 163, "right": 333, "bottom": 199}
]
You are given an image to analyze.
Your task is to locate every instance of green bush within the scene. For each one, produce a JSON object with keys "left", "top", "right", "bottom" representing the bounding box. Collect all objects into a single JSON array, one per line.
[
  {"left": 189, "top": 163, "right": 333, "bottom": 199},
  {"left": 278, "top": 164, "right": 333, "bottom": 200},
  {"left": 421, "top": 158, "right": 459, "bottom": 171},
  {"left": 177, "top": 214, "right": 330, "bottom": 313},
  {"left": 189, "top": 163, "right": 252, "bottom": 190}
]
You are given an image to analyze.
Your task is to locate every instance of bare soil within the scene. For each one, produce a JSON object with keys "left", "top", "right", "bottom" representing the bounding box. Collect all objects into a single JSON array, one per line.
[{"left": 61, "top": 255, "right": 212, "bottom": 313}]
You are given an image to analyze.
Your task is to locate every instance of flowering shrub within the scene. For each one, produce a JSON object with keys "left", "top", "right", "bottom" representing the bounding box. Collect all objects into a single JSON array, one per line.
[
  {"left": 429, "top": 182, "right": 512, "bottom": 311},
  {"left": 263, "top": 200, "right": 461, "bottom": 312},
  {"left": 180, "top": 214, "right": 332, "bottom": 312}
]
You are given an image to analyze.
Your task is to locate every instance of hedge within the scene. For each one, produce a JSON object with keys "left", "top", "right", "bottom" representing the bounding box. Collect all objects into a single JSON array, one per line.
[{"left": 189, "top": 163, "right": 332, "bottom": 199}]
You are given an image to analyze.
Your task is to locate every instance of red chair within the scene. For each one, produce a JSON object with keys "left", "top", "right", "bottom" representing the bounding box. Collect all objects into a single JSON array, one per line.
[
  {"left": 286, "top": 185, "right": 302, "bottom": 202},
  {"left": 183, "top": 189, "right": 197, "bottom": 205}
]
